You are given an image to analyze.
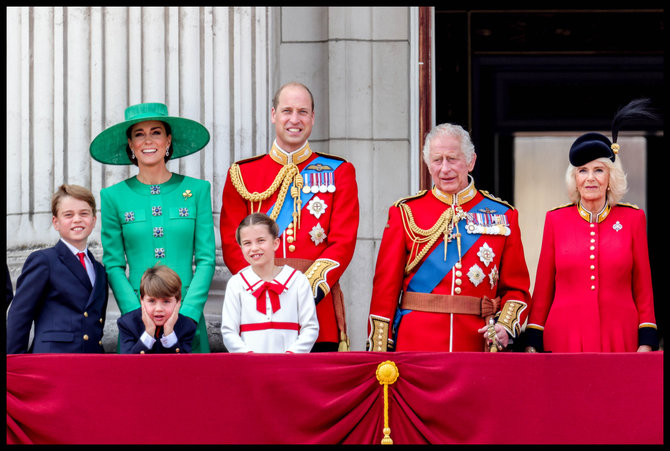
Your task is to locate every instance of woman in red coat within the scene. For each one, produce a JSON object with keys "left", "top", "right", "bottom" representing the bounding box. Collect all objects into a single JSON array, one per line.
[{"left": 526, "top": 100, "right": 659, "bottom": 352}]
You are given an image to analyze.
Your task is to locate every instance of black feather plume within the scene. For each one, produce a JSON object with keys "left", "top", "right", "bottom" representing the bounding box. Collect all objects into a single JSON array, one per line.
[{"left": 611, "top": 98, "right": 660, "bottom": 143}]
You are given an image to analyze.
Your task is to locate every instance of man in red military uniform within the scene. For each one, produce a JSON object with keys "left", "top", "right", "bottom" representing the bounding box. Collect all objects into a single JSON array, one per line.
[
  {"left": 220, "top": 82, "right": 359, "bottom": 352},
  {"left": 368, "top": 123, "right": 531, "bottom": 352}
]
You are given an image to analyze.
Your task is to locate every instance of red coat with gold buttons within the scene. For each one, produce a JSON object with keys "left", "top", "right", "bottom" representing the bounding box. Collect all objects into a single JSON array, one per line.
[
  {"left": 368, "top": 182, "right": 531, "bottom": 352},
  {"left": 220, "top": 142, "right": 359, "bottom": 344},
  {"left": 527, "top": 203, "right": 657, "bottom": 352}
]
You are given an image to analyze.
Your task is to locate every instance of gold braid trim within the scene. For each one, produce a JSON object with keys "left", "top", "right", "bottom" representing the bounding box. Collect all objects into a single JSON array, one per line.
[
  {"left": 399, "top": 203, "right": 465, "bottom": 274},
  {"left": 229, "top": 162, "right": 301, "bottom": 224}
]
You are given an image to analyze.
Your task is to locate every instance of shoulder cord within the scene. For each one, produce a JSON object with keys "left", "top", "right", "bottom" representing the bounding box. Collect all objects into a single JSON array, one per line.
[
  {"left": 229, "top": 163, "right": 304, "bottom": 228},
  {"left": 399, "top": 203, "right": 465, "bottom": 274}
]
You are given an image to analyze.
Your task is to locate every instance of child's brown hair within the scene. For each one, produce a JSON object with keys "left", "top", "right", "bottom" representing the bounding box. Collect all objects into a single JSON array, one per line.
[
  {"left": 235, "top": 213, "right": 279, "bottom": 245},
  {"left": 140, "top": 264, "right": 182, "bottom": 301},
  {"left": 51, "top": 184, "right": 96, "bottom": 217}
]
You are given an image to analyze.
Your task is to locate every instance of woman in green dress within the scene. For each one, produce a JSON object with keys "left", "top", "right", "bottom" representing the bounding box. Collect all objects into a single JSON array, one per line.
[{"left": 90, "top": 103, "right": 215, "bottom": 353}]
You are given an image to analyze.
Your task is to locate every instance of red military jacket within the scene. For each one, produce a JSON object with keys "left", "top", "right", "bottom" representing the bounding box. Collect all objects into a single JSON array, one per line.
[
  {"left": 368, "top": 179, "right": 531, "bottom": 352},
  {"left": 527, "top": 202, "right": 657, "bottom": 352},
  {"left": 220, "top": 141, "right": 359, "bottom": 344}
]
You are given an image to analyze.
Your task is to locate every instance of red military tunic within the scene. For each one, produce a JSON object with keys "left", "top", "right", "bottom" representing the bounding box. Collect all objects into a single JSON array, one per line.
[
  {"left": 527, "top": 203, "right": 657, "bottom": 352},
  {"left": 368, "top": 179, "right": 531, "bottom": 352},
  {"left": 220, "top": 141, "right": 359, "bottom": 345}
]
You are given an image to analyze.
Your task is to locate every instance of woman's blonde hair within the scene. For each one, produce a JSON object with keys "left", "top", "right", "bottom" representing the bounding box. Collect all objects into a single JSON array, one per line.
[{"left": 565, "top": 156, "right": 628, "bottom": 206}]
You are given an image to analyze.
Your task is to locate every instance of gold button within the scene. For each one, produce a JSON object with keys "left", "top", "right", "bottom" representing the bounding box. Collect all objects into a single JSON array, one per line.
[
  {"left": 98, "top": 341, "right": 102, "bottom": 346},
  {"left": 83, "top": 312, "right": 88, "bottom": 317},
  {"left": 286, "top": 229, "right": 293, "bottom": 236},
  {"left": 175, "top": 348, "right": 180, "bottom": 353},
  {"left": 83, "top": 334, "right": 89, "bottom": 341},
  {"left": 590, "top": 239, "right": 595, "bottom": 243},
  {"left": 455, "top": 279, "right": 462, "bottom": 286},
  {"left": 455, "top": 271, "right": 462, "bottom": 277},
  {"left": 590, "top": 255, "right": 595, "bottom": 260},
  {"left": 590, "top": 224, "right": 595, "bottom": 228},
  {"left": 590, "top": 231, "right": 595, "bottom": 236},
  {"left": 590, "top": 246, "right": 595, "bottom": 251},
  {"left": 140, "top": 350, "right": 145, "bottom": 354},
  {"left": 590, "top": 265, "right": 595, "bottom": 270},
  {"left": 454, "top": 287, "right": 462, "bottom": 294},
  {"left": 591, "top": 285, "right": 595, "bottom": 290},
  {"left": 288, "top": 223, "right": 294, "bottom": 228},
  {"left": 288, "top": 245, "right": 296, "bottom": 252},
  {"left": 99, "top": 318, "right": 103, "bottom": 323},
  {"left": 287, "top": 236, "right": 294, "bottom": 243},
  {"left": 590, "top": 275, "right": 595, "bottom": 280},
  {"left": 455, "top": 262, "right": 462, "bottom": 269}
]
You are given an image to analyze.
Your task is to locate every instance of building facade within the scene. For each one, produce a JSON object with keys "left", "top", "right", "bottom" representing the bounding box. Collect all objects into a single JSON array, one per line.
[{"left": 6, "top": 6, "right": 420, "bottom": 351}]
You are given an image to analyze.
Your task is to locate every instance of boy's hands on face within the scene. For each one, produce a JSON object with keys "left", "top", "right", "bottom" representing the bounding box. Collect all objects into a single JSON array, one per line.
[
  {"left": 141, "top": 301, "right": 156, "bottom": 337},
  {"left": 163, "top": 300, "right": 181, "bottom": 336}
]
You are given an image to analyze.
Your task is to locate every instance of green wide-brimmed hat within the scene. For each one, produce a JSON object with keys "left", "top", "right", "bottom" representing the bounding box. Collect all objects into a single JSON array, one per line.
[{"left": 89, "top": 102, "right": 210, "bottom": 165}]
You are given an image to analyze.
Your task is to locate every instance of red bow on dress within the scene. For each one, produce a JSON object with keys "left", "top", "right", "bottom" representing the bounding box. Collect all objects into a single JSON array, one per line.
[{"left": 252, "top": 281, "right": 285, "bottom": 314}]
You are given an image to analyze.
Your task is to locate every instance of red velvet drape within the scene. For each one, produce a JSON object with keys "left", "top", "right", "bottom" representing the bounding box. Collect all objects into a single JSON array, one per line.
[{"left": 6, "top": 352, "right": 662, "bottom": 444}]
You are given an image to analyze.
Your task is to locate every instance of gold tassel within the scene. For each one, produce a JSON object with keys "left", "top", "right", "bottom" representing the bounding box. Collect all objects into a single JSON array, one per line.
[
  {"left": 338, "top": 331, "right": 350, "bottom": 352},
  {"left": 376, "top": 361, "right": 399, "bottom": 445}
]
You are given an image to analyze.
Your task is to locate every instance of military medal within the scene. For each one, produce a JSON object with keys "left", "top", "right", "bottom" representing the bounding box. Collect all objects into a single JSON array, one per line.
[
  {"left": 327, "top": 172, "right": 336, "bottom": 193},
  {"left": 310, "top": 174, "right": 319, "bottom": 194},
  {"left": 306, "top": 195, "right": 328, "bottom": 219},
  {"left": 477, "top": 242, "right": 495, "bottom": 267},
  {"left": 465, "top": 212, "right": 511, "bottom": 236},
  {"left": 488, "top": 264, "right": 499, "bottom": 289},
  {"left": 319, "top": 173, "right": 328, "bottom": 193},
  {"left": 309, "top": 223, "right": 327, "bottom": 245},
  {"left": 467, "top": 264, "right": 485, "bottom": 287},
  {"left": 302, "top": 176, "right": 311, "bottom": 194}
]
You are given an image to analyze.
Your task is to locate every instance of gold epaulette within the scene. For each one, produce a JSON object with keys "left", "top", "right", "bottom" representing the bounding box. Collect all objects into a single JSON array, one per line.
[
  {"left": 393, "top": 190, "right": 428, "bottom": 207},
  {"left": 479, "top": 190, "right": 515, "bottom": 210},
  {"left": 550, "top": 203, "right": 574, "bottom": 211},
  {"left": 617, "top": 202, "right": 640, "bottom": 210}
]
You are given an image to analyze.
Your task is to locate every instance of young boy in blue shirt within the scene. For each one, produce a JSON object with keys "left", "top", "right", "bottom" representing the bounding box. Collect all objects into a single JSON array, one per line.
[
  {"left": 117, "top": 264, "right": 196, "bottom": 354},
  {"left": 6, "top": 184, "right": 109, "bottom": 353}
]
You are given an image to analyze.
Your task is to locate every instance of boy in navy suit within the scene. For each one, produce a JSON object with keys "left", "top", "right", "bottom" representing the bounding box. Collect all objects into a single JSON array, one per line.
[
  {"left": 117, "top": 264, "right": 196, "bottom": 354},
  {"left": 6, "top": 184, "right": 109, "bottom": 353}
]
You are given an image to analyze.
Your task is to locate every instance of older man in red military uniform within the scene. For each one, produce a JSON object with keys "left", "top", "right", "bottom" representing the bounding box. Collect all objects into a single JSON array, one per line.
[
  {"left": 368, "top": 123, "right": 531, "bottom": 352},
  {"left": 220, "top": 82, "right": 359, "bottom": 352}
]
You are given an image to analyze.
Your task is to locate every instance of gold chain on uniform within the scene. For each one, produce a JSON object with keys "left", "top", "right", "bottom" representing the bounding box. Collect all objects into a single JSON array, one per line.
[
  {"left": 399, "top": 203, "right": 465, "bottom": 274},
  {"left": 229, "top": 162, "right": 304, "bottom": 230}
]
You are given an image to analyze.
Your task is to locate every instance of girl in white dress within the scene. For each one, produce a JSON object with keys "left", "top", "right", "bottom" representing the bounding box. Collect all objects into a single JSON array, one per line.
[{"left": 221, "top": 213, "right": 319, "bottom": 353}]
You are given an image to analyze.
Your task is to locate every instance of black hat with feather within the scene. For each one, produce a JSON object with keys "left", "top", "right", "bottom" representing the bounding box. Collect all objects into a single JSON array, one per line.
[{"left": 568, "top": 99, "right": 659, "bottom": 167}]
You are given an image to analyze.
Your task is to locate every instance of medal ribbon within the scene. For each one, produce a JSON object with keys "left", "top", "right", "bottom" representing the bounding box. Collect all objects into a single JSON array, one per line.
[{"left": 268, "top": 155, "right": 343, "bottom": 235}]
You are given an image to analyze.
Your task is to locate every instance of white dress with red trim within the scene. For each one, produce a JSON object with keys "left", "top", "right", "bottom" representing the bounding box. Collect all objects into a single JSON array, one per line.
[{"left": 221, "top": 264, "right": 319, "bottom": 353}]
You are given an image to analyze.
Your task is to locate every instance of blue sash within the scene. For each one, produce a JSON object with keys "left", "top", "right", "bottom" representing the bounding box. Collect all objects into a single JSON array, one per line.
[
  {"left": 267, "top": 155, "right": 343, "bottom": 235},
  {"left": 406, "top": 197, "right": 508, "bottom": 294}
]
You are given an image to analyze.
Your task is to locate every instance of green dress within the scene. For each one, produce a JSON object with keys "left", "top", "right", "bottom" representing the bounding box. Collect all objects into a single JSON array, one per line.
[{"left": 101, "top": 173, "right": 215, "bottom": 353}]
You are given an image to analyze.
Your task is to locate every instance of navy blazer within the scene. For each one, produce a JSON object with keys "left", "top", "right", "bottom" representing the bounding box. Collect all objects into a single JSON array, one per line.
[
  {"left": 6, "top": 240, "right": 109, "bottom": 353},
  {"left": 117, "top": 308, "right": 196, "bottom": 354}
]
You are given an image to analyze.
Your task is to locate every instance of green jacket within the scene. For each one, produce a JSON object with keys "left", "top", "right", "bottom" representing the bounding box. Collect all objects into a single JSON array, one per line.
[{"left": 101, "top": 174, "right": 215, "bottom": 324}]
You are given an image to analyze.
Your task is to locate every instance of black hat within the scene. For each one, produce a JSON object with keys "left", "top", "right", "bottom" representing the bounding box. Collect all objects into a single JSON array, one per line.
[
  {"left": 569, "top": 132, "right": 616, "bottom": 167},
  {"left": 568, "top": 98, "right": 658, "bottom": 167}
]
